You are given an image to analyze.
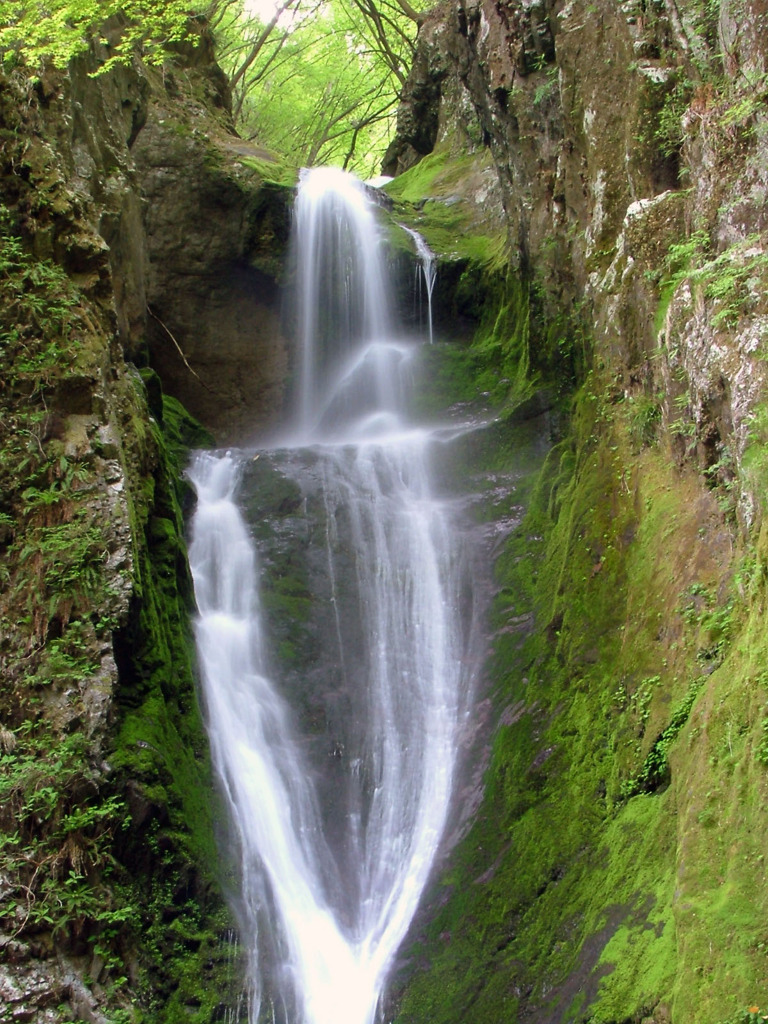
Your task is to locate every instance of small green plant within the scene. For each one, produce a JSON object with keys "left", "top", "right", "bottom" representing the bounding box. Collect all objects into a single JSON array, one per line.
[
  {"left": 661, "top": 231, "right": 768, "bottom": 329},
  {"left": 756, "top": 716, "right": 768, "bottom": 767},
  {"left": 655, "top": 76, "right": 695, "bottom": 157},
  {"left": 678, "top": 583, "right": 735, "bottom": 663},
  {"left": 533, "top": 66, "right": 558, "bottom": 107},
  {"left": 663, "top": 229, "right": 711, "bottom": 280},
  {"left": 716, "top": 1007, "right": 768, "bottom": 1024},
  {"left": 721, "top": 70, "right": 768, "bottom": 129},
  {"left": 622, "top": 678, "right": 705, "bottom": 796},
  {"left": 0, "top": 232, "right": 81, "bottom": 342},
  {"left": 627, "top": 393, "right": 662, "bottom": 449},
  {"left": 0, "top": 728, "right": 128, "bottom": 942}
]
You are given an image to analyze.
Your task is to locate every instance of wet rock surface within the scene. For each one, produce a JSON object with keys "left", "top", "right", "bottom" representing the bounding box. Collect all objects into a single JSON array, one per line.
[
  {"left": 390, "top": 0, "right": 768, "bottom": 524},
  {"left": 133, "top": 91, "right": 293, "bottom": 444},
  {"left": 383, "top": 0, "right": 768, "bottom": 1021},
  {"left": 0, "top": 23, "right": 282, "bottom": 1022}
]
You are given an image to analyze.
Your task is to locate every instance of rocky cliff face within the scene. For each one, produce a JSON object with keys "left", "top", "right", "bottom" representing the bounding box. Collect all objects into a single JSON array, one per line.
[
  {"left": 131, "top": 57, "right": 293, "bottom": 444},
  {"left": 387, "top": 0, "right": 768, "bottom": 514},
  {"left": 0, "top": 25, "right": 293, "bottom": 1023},
  {"left": 383, "top": 1, "right": 768, "bottom": 1022}
]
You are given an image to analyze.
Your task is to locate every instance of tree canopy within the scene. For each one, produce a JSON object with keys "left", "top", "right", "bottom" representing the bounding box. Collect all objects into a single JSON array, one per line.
[
  {"left": 211, "top": 0, "right": 424, "bottom": 174},
  {"left": 0, "top": 0, "right": 426, "bottom": 174},
  {"left": 0, "top": 0, "right": 200, "bottom": 73}
]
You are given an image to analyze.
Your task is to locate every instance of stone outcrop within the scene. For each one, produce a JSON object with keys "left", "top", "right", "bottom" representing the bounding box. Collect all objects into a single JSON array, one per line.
[
  {"left": 0, "top": 24, "right": 293, "bottom": 1023},
  {"left": 383, "top": 1, "right": 768, "bottom": 1022},
  {"left": 132, "top": 67, "right": 293, "bottom": 443},
  {"left": 387, "top": 0, "right": 768, "bottom": 517}
]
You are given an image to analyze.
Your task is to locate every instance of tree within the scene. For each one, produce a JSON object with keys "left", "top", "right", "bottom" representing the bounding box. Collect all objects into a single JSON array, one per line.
[
  {"left": 0, "top": 0, "right": 426, "bottom": 173},
  {"left": 0, "top": 0, "right": 202, "bottom": 74},
  {"left": 211, "top": 0, "right": 425, "bottom": 174}
]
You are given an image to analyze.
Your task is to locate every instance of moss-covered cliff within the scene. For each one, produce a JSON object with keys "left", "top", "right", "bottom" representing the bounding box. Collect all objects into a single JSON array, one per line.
[
  {"left": 0, "top": 25, "right": 293, "bottom": 1023},
  {"left": 381, "top": 0, "right": 768, "bottom": 1021}
]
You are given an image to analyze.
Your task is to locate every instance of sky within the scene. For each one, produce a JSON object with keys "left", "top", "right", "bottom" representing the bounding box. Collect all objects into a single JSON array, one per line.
[{"left": 244, "top": 0, "right": 288, "bottom": 21}]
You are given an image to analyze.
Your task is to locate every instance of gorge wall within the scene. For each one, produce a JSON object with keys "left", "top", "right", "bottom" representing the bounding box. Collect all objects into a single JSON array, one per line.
[
  {"left": 0, "top": 26, "right": 293, "bottom": 1023},
  {"left": 1, "top": 0, "right": 768, "bottom": 1021},
  {"left": 381, "top": 0, "right": 768, "bottom": 1022}
]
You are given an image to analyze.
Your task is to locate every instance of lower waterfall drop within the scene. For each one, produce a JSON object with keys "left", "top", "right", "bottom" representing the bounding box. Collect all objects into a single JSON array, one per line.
[{"left": 188, "top": 167, "right": 479, "bottom": 1024}]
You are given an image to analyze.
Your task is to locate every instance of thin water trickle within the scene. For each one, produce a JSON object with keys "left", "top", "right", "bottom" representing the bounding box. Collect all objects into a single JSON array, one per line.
[
  {"left": 400, "top": 224, "right": 437, "bottom": 346},
  {"left": 188, "top": 167, "right": 477, "bottom": 1024}
]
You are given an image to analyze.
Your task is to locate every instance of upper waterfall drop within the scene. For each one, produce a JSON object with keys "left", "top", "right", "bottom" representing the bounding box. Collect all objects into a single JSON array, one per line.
[
  {"left": 188, "top": 165, "right": 479, "bottom": 1024},
  {"left": 290, "top": 166, "right": 412, "bottom": 443}
]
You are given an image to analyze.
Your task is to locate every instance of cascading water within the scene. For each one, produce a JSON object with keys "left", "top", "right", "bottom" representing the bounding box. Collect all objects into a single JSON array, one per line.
[
  {"left": 188, "top": 166, "right": 478, "bottom": 1024},
  {"left": 400, "top": 224, "right": 437, "bottom": 346}
]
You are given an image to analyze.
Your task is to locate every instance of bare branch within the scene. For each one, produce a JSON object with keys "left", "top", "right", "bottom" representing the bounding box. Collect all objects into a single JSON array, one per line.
[{"left": 229, "top": 0, "right": 302, "bottom": 91}]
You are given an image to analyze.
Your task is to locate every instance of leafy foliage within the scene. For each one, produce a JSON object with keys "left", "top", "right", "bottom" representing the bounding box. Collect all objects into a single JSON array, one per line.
[
  {"left": 0, "top": 222, "right": 114, "bottom": 631},
  {"left": 0, "top": 220, "right": 130, "bottom": 960},
  {"left": 0, "top": 230, "right": 81, "bottom": 382},
  {"left": 662, "top": 230, "right": 768, "bottom": 329},
  {"left": 0, "top": 0, "right": 422, "bottom": 171},
  {"left": 655, "top": 75, "right": 695, "bottom": 158},
  {"left": 622, "top": 678, "right": 706, "bottom": 796},
  {"left": 0, "top": 728, "right": 129, "bottom": 942},
  {"left": 0, "top": 0, "right": 202, "bottom": 75},
  {"left": 212, "top": 0, "right": 423, "bottom": 174},
  {"left": 717, "top": 1007, "right": 768, "bottom": 1024}
]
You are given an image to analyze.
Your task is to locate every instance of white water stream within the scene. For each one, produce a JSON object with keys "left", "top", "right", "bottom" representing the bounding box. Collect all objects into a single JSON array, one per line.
[
  {"left": 400, "top": 224, "right": 437, "bottom": 346},
  {"left": 188, "top": 167, "right": 475, "bottom": 1024}
]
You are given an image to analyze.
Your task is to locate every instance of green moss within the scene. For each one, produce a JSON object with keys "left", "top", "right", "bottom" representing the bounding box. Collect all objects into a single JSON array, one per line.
[
  {"left": 393, "top": 357, "right": 768, "bottom": 1024},
  {"left": 105, "top": 372, "right": 243, "bottom": 1021},
  {"left": 410, "top": 342, "right": 486, "bottom": 416},
  {"left": 414, "top": 208, "right": 507, "bottom": 268},
  {"left": 384, "top": 148, "right": 508, "bottom": 269},
  {"left": 384, "top": 148, "right": 460, "bottom": 204},
  {"left": 240, "top": 152, "right": 299, "bottom": 189}
]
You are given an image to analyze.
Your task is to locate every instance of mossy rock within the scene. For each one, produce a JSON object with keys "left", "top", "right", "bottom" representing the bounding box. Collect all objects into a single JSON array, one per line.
[{"left": 392, "top": 361, "right": 768, "bottom": 1024}]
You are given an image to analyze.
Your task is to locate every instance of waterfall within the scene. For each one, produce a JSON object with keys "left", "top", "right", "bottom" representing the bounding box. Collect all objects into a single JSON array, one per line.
[
  {"left": 400, "top": 224, "right": 436, "bottom": 346},
  {"left": 188, "top": 166, "right": 476, "bottom": 1024}
]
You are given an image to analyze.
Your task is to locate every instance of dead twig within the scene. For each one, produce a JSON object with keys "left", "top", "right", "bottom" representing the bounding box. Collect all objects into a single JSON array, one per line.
[{"left": 146, "top": 305, "right": 211, "bottom": 391}]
